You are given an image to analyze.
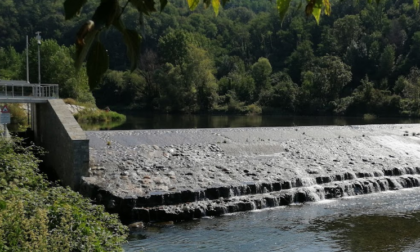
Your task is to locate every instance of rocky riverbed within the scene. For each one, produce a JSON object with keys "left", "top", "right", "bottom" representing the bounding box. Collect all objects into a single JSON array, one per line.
[{"left": 81, "top": 124, "right": 420, "bottom": 224}]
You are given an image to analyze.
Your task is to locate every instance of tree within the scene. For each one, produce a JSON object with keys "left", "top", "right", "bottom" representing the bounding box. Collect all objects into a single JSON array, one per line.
[
  {"left": 300, "top": 55, "right": 352, "bottom": 112},
  {"left": 251, "top": 57, "right": 272, "bottom": 94},
  {"left": 286, "top": 40, "right": 314, "bottom": 83},
  {"left": 378, "top": 45, "right": 395, "bottom": 82},
  {"left": 0, "top": 46, "right": 22, "bottom": 80}
]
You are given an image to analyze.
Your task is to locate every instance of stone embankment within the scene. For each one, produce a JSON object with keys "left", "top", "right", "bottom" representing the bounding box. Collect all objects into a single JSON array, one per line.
[{"left": 81, "top": 124, "right": 420, "bottom": 224}]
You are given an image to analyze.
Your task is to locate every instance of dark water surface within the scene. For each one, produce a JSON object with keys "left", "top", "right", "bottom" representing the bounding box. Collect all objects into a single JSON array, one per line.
[
  {"left": 81, "top": 114, "right": 420, "bottom": 130},
  {"left": 124, "top": 188, "right": 420, "bottom": 252}
]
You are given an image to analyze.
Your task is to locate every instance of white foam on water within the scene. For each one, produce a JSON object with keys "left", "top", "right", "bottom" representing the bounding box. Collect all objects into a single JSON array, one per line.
[
  {"left": 309, "top": 199, "right": 338, "bottom": 205},
  {"left": 249, "top": 206, "right": 287, "bottom": 213}
]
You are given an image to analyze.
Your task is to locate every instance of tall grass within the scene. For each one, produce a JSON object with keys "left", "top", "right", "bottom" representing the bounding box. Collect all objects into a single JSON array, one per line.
[{"left": 74, "top": 109, "right": 126, "bottom": 123}]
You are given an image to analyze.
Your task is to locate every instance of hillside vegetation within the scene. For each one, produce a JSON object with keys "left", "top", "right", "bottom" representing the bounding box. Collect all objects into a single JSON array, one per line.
[{"left": 1, "top": 0, "right": 420, "bottom": 116}]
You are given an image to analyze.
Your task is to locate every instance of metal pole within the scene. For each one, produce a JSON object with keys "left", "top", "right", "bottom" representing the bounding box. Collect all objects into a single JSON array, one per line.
[
  {"left": 26, "top": 35, "right": 29, "bottom": 84},
  {"left": 36, "top": 31, "right": 41, "bottom": 85},
  {"left": 37, "top": 42, "right": 41, "bottom": 85}
]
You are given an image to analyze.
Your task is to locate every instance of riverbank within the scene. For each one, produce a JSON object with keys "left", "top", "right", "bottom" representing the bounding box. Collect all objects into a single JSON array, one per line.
[{"left": 81, "top": 124, "right": 420, "bottom": 224}]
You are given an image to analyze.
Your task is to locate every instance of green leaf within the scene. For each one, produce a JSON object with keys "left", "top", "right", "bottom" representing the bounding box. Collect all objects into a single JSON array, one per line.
[
  {"left": 63, "top": 0, "right": 87, "bottom": 20},
  {"left": 0, "top": 200, "right": 6, "bottom": 210},
  {"left": 305, "top": 0, "right": 314, "bottom": 16},
  {"left": 187, "top": 0, "right": 200, "bottom": 10},
  {"left": 312, "top": 0, "right": 323, "bottom": 24},
  {"left": 75, "top": 25, "right": 99, "bottom": 70},
  {"left": 277, "top": 0, "right": 292, "bottom": 23},
  {"left": 415, "top": 0, "right": 419, "bottom": 11},
  {"left": 204, "top": 0, "right": 211, "bottom": 8},
  {"left": 312, "top": 6, "right": 321, "bottom": 24},
  {"left": 123, "top": 29, "right": 142, "bottom": 71},
  {"left": 131, "top": 0, "right": 156, "bottom": 14},
  {"left": 212, "top": 0, "right": 221, "bottom": 16},
  {"left": 86, "top": 40, "right": 109, "bottom": 90},
  {"left": 112, "top": 17, "right": 126, "bottom": 33},
  {"left": 323, "top": 0, "right": 331, "bottom": 15},
  {"left": 92, "top": 0, "right": 121, "bottom": 28},
  {"left": 160, "top": 0, "right": 168, "bottom": 11}
]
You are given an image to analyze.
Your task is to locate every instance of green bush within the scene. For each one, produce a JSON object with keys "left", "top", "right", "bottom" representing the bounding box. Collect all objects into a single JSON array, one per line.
[
  {"left": 0, "top": 138, "right": 128, "bottom": 251},
  {"left": 74, "top": 109, "right": 126, "bottom": 124}
]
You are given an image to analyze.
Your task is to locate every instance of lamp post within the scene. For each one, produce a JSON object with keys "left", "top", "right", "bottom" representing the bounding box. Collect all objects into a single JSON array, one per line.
[{"left": 35, "top": 31, "right": 41, "bottom": 85}]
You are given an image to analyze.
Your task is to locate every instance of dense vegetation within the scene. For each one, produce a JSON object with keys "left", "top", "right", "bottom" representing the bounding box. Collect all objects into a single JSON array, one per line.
[
  {"left": 2, "top": 0, "right": 420, "bottom": 117},
  {"left": 0, "top": 137, "right": 128, "bottom": 251}
]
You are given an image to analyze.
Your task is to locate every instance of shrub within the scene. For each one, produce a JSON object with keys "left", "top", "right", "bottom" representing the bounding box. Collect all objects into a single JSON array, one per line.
[
  {"left": 0, "top": 138, "right": 128, "bottom": 251},
  {"left": 363, "top": 113, "right": 377, "bottom": 120},
  {"left": 63, "top": 98, "right": 77, "bottom": 105},
  {"left": 74, "top": 109, "right": 126, "bottom": 123}
]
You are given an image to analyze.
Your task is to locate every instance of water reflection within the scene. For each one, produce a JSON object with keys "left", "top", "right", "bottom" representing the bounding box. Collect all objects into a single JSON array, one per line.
[
  {"left": 83, "top": 114, "right": 420, "bottom": 131},
  {"left": 311, "top": 213, "right": 420, "bottom": 252}
]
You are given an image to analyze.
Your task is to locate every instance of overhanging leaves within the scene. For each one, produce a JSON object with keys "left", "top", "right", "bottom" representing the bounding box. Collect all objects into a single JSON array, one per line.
[
  {"left": 306, "top": 0, "right": 315, "bottom": 16},
  {"left": 188, "top": 0, "right": 200, "bottom": 10},
  {"left": 212, "top": 0, "right": 221, "bottom": 16},
  {"left": 86, "top": 40, "right": 109, "bottom": 90},
  {"left": 92, "top": 0, "right": 121, "bottom": 28},
  {"left": 160, "top": 0, "right": 168, "bottom": 11},
  {"left": 312, "top": 0, "right": 323, "bottom": 24},
  {"left": 123, "top": 29, "right": 142, "bottom": 71},
  {"left": 323, "top": 0, "right": 331, "bottom": 16},
  {"left": 277, "top": 0, "right": 292, "bottom": 23},
  {"left": 415, "top": 0, "right": 419, "bottom": 11},
  {"left": 131, "top": 0, "right": 157, "bottom": 14},
  {"left": 63, "top": 0, "right": 87, "bottom": 20},
  {"left": 75, "top": 23, "right": 99, "bottom": 70}
]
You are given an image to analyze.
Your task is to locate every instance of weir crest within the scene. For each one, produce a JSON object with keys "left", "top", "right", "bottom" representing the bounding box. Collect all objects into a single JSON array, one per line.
[{"left": 82, "top": 124, "right": 420, "bottom": 223}]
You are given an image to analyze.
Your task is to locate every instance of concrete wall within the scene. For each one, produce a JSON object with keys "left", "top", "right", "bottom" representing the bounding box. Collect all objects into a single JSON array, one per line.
[
  {"left": 34, "top": 99, "right": 89, "bottom": 190},
  {"left": 0, "top": 124, "right": 9, "bottom": 138}
]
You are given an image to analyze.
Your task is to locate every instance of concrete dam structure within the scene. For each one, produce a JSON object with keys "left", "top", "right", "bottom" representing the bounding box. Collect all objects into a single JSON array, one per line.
[{"left": 81, "top": 124, "right": 420, "bottom": 224}]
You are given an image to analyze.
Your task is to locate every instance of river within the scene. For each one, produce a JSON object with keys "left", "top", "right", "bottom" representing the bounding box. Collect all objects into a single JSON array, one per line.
[
  {"left": 80, "top": 114, "right": 420, "bottom": 130},
  {"left": 124, "top": 188, "right": 420, "bottom": 251}
]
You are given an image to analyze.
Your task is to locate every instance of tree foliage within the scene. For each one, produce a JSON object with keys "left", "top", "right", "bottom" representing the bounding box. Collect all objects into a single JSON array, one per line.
[{"left": 3, "top": 0, "right": 420, "bottom": 116}]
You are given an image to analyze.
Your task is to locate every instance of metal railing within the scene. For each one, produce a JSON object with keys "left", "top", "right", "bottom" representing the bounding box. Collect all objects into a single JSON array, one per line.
[{"left": 0, "top": 82, "right": 59, "bottom": 100}]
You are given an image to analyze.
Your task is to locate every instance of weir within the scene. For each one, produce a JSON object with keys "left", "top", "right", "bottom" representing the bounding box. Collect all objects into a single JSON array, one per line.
[
  {"left": 82, "top": 124, "right": 420, "bottom": 223},
  {"left": 3, "top": 83, "right": 420, "bottom": 224}
]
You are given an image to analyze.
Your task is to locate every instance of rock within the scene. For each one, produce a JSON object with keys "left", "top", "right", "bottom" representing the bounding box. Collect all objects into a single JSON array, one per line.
[{"left": 128, "top": 222, "right": 144, "bottom": 230}]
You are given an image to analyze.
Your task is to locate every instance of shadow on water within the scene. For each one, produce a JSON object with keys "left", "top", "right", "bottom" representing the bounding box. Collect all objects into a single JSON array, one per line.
[
  {"left": 309, "top": 213, "right": 420, "bottom": 252},
  {"left": 81, "top": 114, "right": 420, "bottom": 131}
]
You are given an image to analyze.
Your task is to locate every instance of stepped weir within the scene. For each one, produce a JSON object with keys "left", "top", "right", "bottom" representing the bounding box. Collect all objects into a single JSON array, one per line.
[{"left": 81, "top": 124, "right": 420, "bottom": 223}]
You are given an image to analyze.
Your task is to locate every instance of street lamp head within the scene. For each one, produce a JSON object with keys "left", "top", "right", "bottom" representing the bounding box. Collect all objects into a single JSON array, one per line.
[{"left": 35, "top": 31, "right": 42, "bottom": 45}]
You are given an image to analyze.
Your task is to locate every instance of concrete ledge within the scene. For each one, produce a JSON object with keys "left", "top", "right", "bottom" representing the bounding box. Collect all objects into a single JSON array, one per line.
[{"left": 35, "top": 99, "right": 89, "bottom": 190}]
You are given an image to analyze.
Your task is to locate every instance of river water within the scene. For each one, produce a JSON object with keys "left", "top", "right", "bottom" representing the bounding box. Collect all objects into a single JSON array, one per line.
[
  {"left": 124, "top": 188, "right": 420, "bottom": 251},
  {"left": 80, "top": 114, "right": 420, "bottom": 130}
]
